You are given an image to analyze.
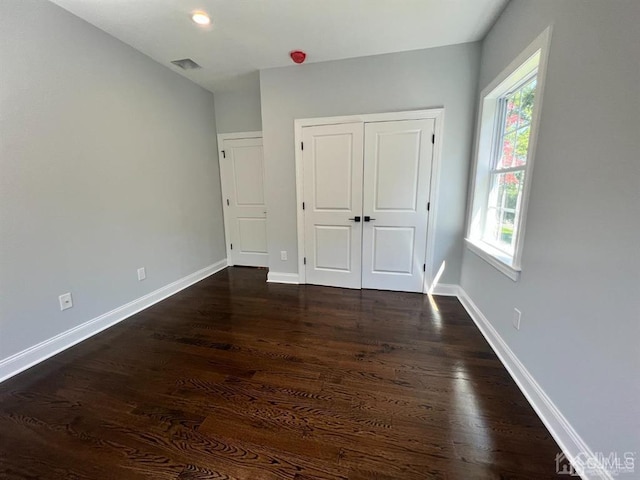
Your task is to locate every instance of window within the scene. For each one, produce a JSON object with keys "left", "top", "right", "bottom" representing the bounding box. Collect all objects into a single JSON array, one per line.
[
  {"left": 466, "top": 28, "right": 551, "bottom": 280},
  {"left": 484, "top": 75, "right": 535, "bottom": 254}
]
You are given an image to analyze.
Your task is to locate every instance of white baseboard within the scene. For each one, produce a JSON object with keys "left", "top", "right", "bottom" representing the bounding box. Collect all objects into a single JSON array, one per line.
[
  {"left": 0, "top": 259, "right": 228, "bottom": 384},
  {"left": 457, "top": 287, "right": 610, "bottom": 480},
  {"left": 267, "top": 271, "right": 300, "bottom": 284},
  {"left": 427, "top": 283, "right": 460, "bottom": 296}
]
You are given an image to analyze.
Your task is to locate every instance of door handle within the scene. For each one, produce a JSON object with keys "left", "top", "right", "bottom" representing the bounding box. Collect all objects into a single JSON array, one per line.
[
  {"left": 364, "top": 216, "right": 376, "bottom": 222},
  {"left": 348, "top": 216, "right": 361, "bottom": 222}
]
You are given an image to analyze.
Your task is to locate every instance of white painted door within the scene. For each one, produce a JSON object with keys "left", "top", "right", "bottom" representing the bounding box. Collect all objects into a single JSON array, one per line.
[
  {"left": 219, "top": 137, "right": 268, "bottom": 267},
  {"left": 302, "top": 123, "right": 364, "bottom": 289},
  {"left": 361, "top": 119, "right": 435, "bottom": 292}
]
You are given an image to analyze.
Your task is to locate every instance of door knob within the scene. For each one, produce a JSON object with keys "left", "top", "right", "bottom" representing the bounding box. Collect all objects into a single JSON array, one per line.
[
  {"left": 348, "top": 216, "right": 361, "bottom": 222},
  {"left": 364, "top": 216, "right": 376, "bottom": 222}
]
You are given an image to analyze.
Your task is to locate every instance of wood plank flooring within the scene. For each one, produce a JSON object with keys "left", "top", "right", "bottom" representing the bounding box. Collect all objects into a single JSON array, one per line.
[{"left": 0, "top": 267, "right": 563, "bottom": 479}]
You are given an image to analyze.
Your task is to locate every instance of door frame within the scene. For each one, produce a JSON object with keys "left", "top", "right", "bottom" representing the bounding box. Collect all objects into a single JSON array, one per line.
[
  {"left": 217, "top": 130, "right": 263, "bottom": 266},
  {"left": 294, "top": 109, "right": 444, "bottom": 293}
]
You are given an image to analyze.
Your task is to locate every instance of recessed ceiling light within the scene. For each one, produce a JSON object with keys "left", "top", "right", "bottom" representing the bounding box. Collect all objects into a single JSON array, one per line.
[{"left": 191, "top": 11, "right": 211, "bottom": 26}]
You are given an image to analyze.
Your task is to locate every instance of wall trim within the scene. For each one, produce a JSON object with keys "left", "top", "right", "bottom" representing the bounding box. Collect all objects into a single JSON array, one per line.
[
  {"left": 457, "top": 286, "right": 610, "bottom": 480},
  {"left": 0, "top": 259, "right": 228, "bottom": 384},
  {"left": 428, "top": 283, "right": 460, "bottom": 296},
  {"left": 217, "top": 131, "right": 263, "bottom": 142},
  {"left": 266, "top": 272, "right": 300, "bottom": 284}
]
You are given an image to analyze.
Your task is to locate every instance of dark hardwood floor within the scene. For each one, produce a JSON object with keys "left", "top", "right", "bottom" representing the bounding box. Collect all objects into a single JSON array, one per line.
[{"left": 0, "top": 267, "right": 563, "bottom": 479}]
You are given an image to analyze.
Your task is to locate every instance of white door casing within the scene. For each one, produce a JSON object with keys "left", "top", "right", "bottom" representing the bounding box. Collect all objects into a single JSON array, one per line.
[
  {"left": 361, "top": 119, "right": 435, "bottom": 292},
  {"left": 218, "top": 134, "right": 268, "bottom": 267},
  {"left": 295, "top": 109, "right": 444, "bottom": 292},
  {"left": 302, "top": 123, "right": 364, "bottom": 289}
]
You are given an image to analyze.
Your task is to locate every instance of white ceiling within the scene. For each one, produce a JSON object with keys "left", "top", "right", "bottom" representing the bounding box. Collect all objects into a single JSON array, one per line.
[{"left": 48, "top": 0, "right": 509, "bottom": 92}]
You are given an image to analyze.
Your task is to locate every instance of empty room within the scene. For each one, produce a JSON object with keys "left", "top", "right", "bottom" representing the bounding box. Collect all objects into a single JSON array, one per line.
[{"left": 1, "top": 0, "right": 638, "bottom": 478}]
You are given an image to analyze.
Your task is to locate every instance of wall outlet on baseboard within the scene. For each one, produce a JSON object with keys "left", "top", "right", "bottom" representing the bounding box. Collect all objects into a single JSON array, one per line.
[
  {"left": 137, "top": 267, "right": 146, "bottom": 281},
  {"left": 513, "top": 308, "right": 521, "bottom": 330},
  {"left": 280, "top": 251, "right": 287, "bottom": 261},
  {"left": 59, "top": 293, "right": 73, "bottom": 311}
]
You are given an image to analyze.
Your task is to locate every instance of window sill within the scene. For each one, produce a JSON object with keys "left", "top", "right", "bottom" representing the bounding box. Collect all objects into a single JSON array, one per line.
[{"left": 465, "top": 239, "right": 521, "bottom": 281}]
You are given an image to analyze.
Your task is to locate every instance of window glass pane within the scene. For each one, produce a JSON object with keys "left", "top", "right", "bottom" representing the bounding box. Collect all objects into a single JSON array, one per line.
[
  {"left": 504, "top": 92, "right": 520, "bottom": 133},
  {"left": 503, "top": 171, "right": 523, "bottom": 209},
  {"left": 518, "top": 78, "right": 536, "bottom": 125},
  {"left": 497, "top": 75, "right": 536, "bottom": 171},
  {"left": 514, "top": 125, "right": 530, "bottom": 167},
  {"left": 482, "top": 171, "right": 525, "bottom": 254},
  {"left": 497, "top": 130, "right": 516, "bottom": 169}
]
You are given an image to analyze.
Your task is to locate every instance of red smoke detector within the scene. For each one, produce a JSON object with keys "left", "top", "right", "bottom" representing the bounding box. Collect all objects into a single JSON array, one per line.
[{"left": 290, "top": 50, "right": 307, "bottom": 64}]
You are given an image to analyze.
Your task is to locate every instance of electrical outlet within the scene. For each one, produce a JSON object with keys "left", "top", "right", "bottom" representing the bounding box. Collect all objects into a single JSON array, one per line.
[
  {"left": 59, "top": 292, "right": 73, "bottom": 311},
  {"left": 137, "top": 267, "right": 146, "bottom": 281},
  {"left": 280, "top": 251, "right": 287, "bottom": 261},
  {"left": 513, "top": 308, "right": 521, "bottom": 330}
]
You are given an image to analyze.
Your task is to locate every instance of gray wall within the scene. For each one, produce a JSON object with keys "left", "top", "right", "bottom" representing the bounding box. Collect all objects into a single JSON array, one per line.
[
  {"left": 260, "top": 43, "right": 481, "bottom": 284},
  {"left": 0, "top": 0, "right": 226, "bottom": 360},
  {"left": 214, "top": 72, "right": 263, "bottom": 134},
  {"left": 461, "top": 0, "right": 640, "bottom": 454}
]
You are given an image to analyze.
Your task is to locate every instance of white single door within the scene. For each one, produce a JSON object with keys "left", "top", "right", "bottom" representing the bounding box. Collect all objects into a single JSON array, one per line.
[
  {"left": 219, "top": 137, "right": 268, "bottom": 267},
  {"left": 302, "top": 123, "right": 364, "bottom": 289},
  {"left": 361, "top": 119, "right": 435, "bottom": 292}
]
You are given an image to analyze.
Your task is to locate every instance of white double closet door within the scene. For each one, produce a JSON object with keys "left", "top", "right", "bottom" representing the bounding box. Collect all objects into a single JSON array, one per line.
[{"left": 302, "top": 118, "right": 434, "bottom": 292}]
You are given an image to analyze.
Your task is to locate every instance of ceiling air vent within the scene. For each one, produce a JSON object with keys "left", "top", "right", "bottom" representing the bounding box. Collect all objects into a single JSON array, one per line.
[{"left": 171, "top": 58, "right": 201, "bottom": 70}]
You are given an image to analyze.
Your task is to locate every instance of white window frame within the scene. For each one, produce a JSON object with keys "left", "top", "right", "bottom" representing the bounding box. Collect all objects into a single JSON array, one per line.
[{"left": 466, "top": 27, "right": 552, "bottom": 281}]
